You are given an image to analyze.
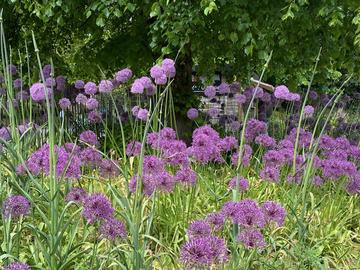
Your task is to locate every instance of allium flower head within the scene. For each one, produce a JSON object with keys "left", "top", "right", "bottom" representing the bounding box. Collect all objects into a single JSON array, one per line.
[
  {"left": 2, "top": 195, "right": 30, "bottom": 218},
  {"left": 88, "top": 110, "right": 102, "bottom": 123},
  {"left": 59, "top": 98, "right": 71, "bottom": 110},
  {"left": 208, "top": 107, "right": 220, "bottom": 118},
  {"left": 115, "top": 68, "right": 133, "bottom": 83},
  {"left": 16, "top": 91, "right": 29, "bottom": 101},
  {"left": 74, "top": 80, "right": 84, "bottom": 89},
  {"left": 79, "top": 130, "right": 98, "bottom": 146},
  {"left": 175, "top": 167, "right": 197, "bottom": 186},
  {"left": 8, "top": 64, "right": 17, "bottom": 76},
  {"left": 131, "top": 106, "right": 140, "bottom": 116},
  {"left": 126, "top": 141, "right": 142, "bottom": 156},
  {"left": 187, "top": 220, "right": 211, "bottom": 239},
  {"left": 137, "top": 108, "right": 149, "bottom": 121},
  {"left": 66, "top": 188, "right": 87, "bottom": 204},
  {"left": 218, "top": 82, "right": 230, "bottom": 95},
  {"left": 98, "top": 80, "right": 114, "bottom": 93},
  {"left": 131, "top": 79, "right": 145, "bottom": 94},
  {"left": 150, "top": 64, "right": 165, "bottom": 79},
  {"left": 274, "top": 85, "right": 290, "bottom": 100},
  {"left": 255, "top": 134, "right": 276, "bottom": 148},
  {"left": 4, "top": 262, "right": 30, "bottom": 270},
  {"left": 129, "top": 174, "right": 157, "bottom": 196},
  {"left": 99, "top": 218, "right": 127, "bottom": 240},
  {"left": 84, "top": 81, "right": 97, "bottom": 95},
  {"left": 143, "top": 155, "right": 164, "bottom": 174},
  {"left": 82, "top": 193, "right": 114, "bottom": 223},
  {"left": 304, "top": 105, "right": 314, "bottom": 117},
  {"left": 81, "top": 147, "right": 102, "bottom": 166},
  {"left": 204, "top": 85, "right": 216, "bottom": 98},
  {"left": 161, "top": 58, "right": 176, "bottom": 78},
  {"left": 237, "top": 229, "right": 266, "bottom": 249},
  {"left": 261, "top": 201, "right": 286, "bottom": 226},
  {"left": 100, "top": 159, "right": 120, "bottom": 178},
  {"left": 13, "top": 78, "right": 22, "bottom": 89},
  {"left": 85, "top": 98, "right": 99, "bottom": 110},
  {"left": 235, "top": 94, "right": 247, "bottom": 104},
  {"left": 228, "top": 176, "right": 249, "bottom": 191},
  {"left": 0, "top": 126, "right": 11, "bottom": 141},
  {"left": 30, "top": 82, "right": 52, "bottom": 102},
  {"left": 260, "top": 166, "right": 280, "bottom": 182},
  {"left": 205, "top": 212, "right": 225, "bottom": 230},
  {"left": 155, "top": 171, "right": 176, "bottom": 192},
  {"left": 56, "top": 75, "right": 66, "bottom": 91},
  {"left": 346, "top": 172, "right": 360, "bottom": 194},
  {"left": 75, "top": 93, "right": 88, "bottom": 105},
  {"left": 187, "top": 108, "right": 199, "bottom": 120}
]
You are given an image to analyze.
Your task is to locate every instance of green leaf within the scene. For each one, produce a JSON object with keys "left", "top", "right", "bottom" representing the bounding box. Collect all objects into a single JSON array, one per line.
[
  {"left": 150, "top": 2, "right": 161, "bottom": 18},
  {"left": 126, "top": 3, "right": 136, "bottom": 13},
  {"left": 96, "top": 16, "right": 105, "bottom": 27},
  {"left": 230, "top": 32, "right": 238, "bottom": 43}
]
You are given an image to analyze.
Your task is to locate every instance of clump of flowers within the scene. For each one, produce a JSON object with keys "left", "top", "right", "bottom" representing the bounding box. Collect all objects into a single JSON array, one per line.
[
  {"left": 2, "top": 195, "right": 31, "bottom": 219},
  {"left": 4, "top": 262, "right": 31, "bottom": 270}
]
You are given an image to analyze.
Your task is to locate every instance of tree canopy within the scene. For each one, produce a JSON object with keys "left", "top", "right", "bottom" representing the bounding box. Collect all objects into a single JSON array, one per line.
[{"left": 2, "top": 0, "right": 360, "bottom": 89}]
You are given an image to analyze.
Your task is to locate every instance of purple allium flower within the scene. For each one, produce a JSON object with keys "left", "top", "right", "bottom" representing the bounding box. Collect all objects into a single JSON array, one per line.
[
  {"left": 180, "top": 236, "right": 228, "bottom": 269},
  {"left": 237, "top": 229, "right": 266, "bottom": 249},
  {"left": 143, "top": 155, "right": 164, "bottom": 174},
  {"left": 229, "top": 120, "right": 240, "bottom": 131},
  {"left": 234, "top": 94, "right": 247, "bottom": 105},
  {"left": 84, "top": 81, "right": 97, "bottom": 95},
  {"left": 75, "top": 93, "right": 88, "bottom": 105},
  {"left": 150, "top": 64, "right": 165, "bottom": 79},
  {"left": 99, "top": 218, "right": 127, "bottom": 240},
  {"left": 274, "top": 85, "right": 290, "bottom": 100},
  {"left": 244, "top": 119, "right": 267, "bottom": 142},
  {"left": 139, "top": 76, "right": 153, "bottom": 89},
  {"left": 345, "top": 172, "right": 360, "bottom": 194},
  {"left": 131, "top": 79, "right": 145, "bottom": 94},
  {"left": 79, "top": 130, "right": 98, "bottom": 146},
  {"left": 204, "top": 86, "right": 216, "bottom": 98},
  {"left": 13, "top": 78, "right": 22, "bottom": 89},
  {"left": 208, "top": 107, "right": 220, "bottom": 118},
  {"left": 126, "top": 141, "right": 142, "bottom": 156},
  {"left": 4, "top": 262, "right": 30, "bottom": 270},
  {"left": 115, "top": 68, "right": 133, "bottom": 83},
  {"left": 154, "top": 74, "right": 167, "bottom": 85},
  {"left": 261, "top": 201, "right": 286, "bottom": 226},
  {"left": 205, "top": 212, "right": 225, "bottom": 231},
  {"left": 16, "top": 90, "right": 29, "bottom": 101},
  {"left": 159, "top": 127, "right": 177, "bottom": 140},
  {"left": 228, "top": 176, "right": 249, "bottom": 191},
  {"left": 218, "top": 82, "right": 230, "bottom": 95},
  {"left": 187, "top": 220, "right": 211, "bottom": 239},
  {"left": 100, "top": 159, "right": 120, "bottom": 178},
  {"left": 231, "top": 144, "right": 253, "bottom": 167},
  {"left": 85, "top": 98, "right": 99, "bottom": 110},
  {"left": 234, "top": 199, "right": 266, "bottom": 227},
  {"left": 155, "top": 171, "right": 176, "bottom": 192},
  {"left": 309, "top": 90, "right": 318, "bottom": 100},
  {"left": 42, "top": 64, "right": 52, "bottom": 79},
  {"left": 8, "top": 64, "right": 17, "bottom": 76},
  {"left": 255, "top": 134, "right": 276, "bottom": 148},
  {"left": 278, "top": 139, "right": 294, "bottom": 149},
  {"left": 145, "top": 84, "right": 156, "bottom": 96},
  {"left": 58, "top": 98, "right": 71, "bottom": 110},
  {"left": 74, "top": 80, "right": 84, "bottom": 89},
  {"left": 162, "top": 58, "right": 176, "bottom": 78},
  {"left": 175, "top": 167, "right": 197, "bottom": 186},
  {"left": 64, "top": 143, "right": 81, "bottom": 154},
  {"left": 260, "top": 91, "right": 272, "bottom": 103},
  {"left": 0, "top": 127, "right": 11, "bottom": 141},
  {"left": 2, "top": 195, "right": 30, "bottom": 218},
  {"left": 131, "top": 105, "right": 140, "bottom": 117},
  {"left": 98, "top": 80, "right": 114, "bottom": 93},
  {"left": 137, "top": 108, "right": 149, "bottom": 121},
  {"left": 88, "top": 110, "right": 102, "bottom": 123},
  {"left": 45, "top": 77, "right": 56, "bottom": 88},
  {"left": 65, "top": 188, "right": 87, "bottom": 204},
  {"left": 56, "top": 75, "right": 66, "bottom": 91},
  {"left": 321, "top": 159, "right": 356, "bottom": 179},
  {"left": 313, "top": 175, "right": 324, "bottom": 186},
  {"left": 218, "top": 136, "right": 238, "bottom": 152},
  {"left": 82, "top": 193, "right": 114, "bottom": 223},
  {"left": 81, "top": 147, "right": 102, "bottom": 166},
  {"left": 287, "top": 93, "right": 300, "bottom": 102},
  {"left": 29, "top": 82, "right": 52, "bottom": 102},
  {"left": 303, "top": 105, "right": 314, "bottom": 117},
  {"left": 187, "top": 108, "right": 199, "bottom": 120},
  {"left": 129, "top": 174, "right": 157, "bottom": 196},
  {"left": 260, "top": 166, "right": 280, "bottom": 183}
]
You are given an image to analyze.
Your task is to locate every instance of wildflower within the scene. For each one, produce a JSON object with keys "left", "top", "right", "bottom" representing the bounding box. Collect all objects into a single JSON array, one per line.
[
  {"left": 75, "top": 93, "right": 88, "bottom": 105},
  {"left": 4, "top": 262, "right": 30, "bottom": 270},
  {"left": 303, "top": 105, "right": 314, "bottom": 117},
  {"left": 58, "top": 98, "right": 71, "bottom": 110},
  {"left": 255, "top": 134, "right": 276, "bottom": 148},
  {"left": 129, "top": 174, "right": 157, "bottom": 196},
  {"left": 204, "top": 86, "right": 216, "bottom": 98},
  {"left": 231, "top": 144, "right": 253, "bottom": 167},
  {"left": 150, "top": 65, "right": 165, "bottom": 79},
  {"left": 131, "top": 79, "right": 144, "bottom": 94},
  {"left": 79, "top": 130, "right": 98, "bottom": 146},
  {"left": 218, "top": 82, "right": 230, "bottom": 95},
  {"left": 175, "top": 167, "right": 197, "bottom": 186},
  {"left": 126, "top": 141, "right": 142, "bottom": 156},
  {"left": 345, "top": 172, "right": 360, "bottom": 194},
  {"left": 131, "top": 106, "right": 140, "bottom": 116},
  {"left": 115, "top": 68, "right": 133, "bottom": 83},
  {"left": 234, "top": 94, "right": 247, "bottom": 105},
  {"left": 187, "top": 220, "right": 211, "bottom": 239},
  {"left": 99, "top": 218, "right": 127, "bottom": 240},
  {"left": 74, "top": 80, "right": 85, "bottom": 89},
  {"left": 81, "top": 147, "right": 102, "bottom": 166},
  {"left": 205, "top": 212, "right": 225, "bottom": 230},
  {"left": 274, "top": 85, "right": 289, "bottom": 100},
  {"left": 29, "top": 82, "right": 52, "bottom": 102},
  {"left": 85, "top": 98, "right": 99, "bottom": 110},
  {"left": 208, "top": 107, "right": 220, "bottom": 118},
  {"left": 143, "top": 155, "right": 164, "bottom": 174},
  {"left": 13, "top": 78, "right": 22, "bottom": 89},
  {"left": 98, "top": 80, "right": 114, "bottom": 93},
  {"left": 237, "top": 229, "right": 266, "bottom": 249},
  {"left": 260, "top": 166, "right": 280, "bottom": 183},
  {"left": 0, "top": 127, "right": 11, "bottom": 141},
  {"left": 16, "top": 90, "right": 29, "bottom": 101},
  {"left": 84, "top": 81, "right": 97, "bottom": 95},
  {"left": 187, "top": 108, "right": 199, "bottom": 120},
  {"left": 155, "top": 171, "right": 176, "bottom": 192},
  {"left": 82, "top": 193, "right": 114, "bottom": 223},
  {"left": 218, "top": 136, "right": 238, "bottom": 152},
  {"left": 137, "top": 108, "right": 149, "bottom": 121},
  {"left": 2, "top": 195, "right": 30, "bottom": 218},
  {"left": 66, "top": 188, "right": 87, "bottom": 204},
  {"left": 161, "top": 58, "right": 176, "bottom": 77},
  {"left": 261, "top": 201, "right": 286, "bottom": 226}
]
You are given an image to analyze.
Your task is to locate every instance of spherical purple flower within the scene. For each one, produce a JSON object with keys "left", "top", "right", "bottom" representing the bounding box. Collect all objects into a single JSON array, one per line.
[
  {"left": 228, "top": 176, "right": 249, "bottom": 191},
  {"left": 139, "top": 76, "right": 153, "bottom": 89},
  {"left": 218, "top": 136, "right": 238, "bottom": 152},
  {"left": 187, "top": 220, "right": 211, "bottom": 239},
  {"left": 187, "top": 108, "right": 199, "bottom": 120},
  {"left": 0, "top": 127, "right": 11, "bottom": 141},
  {"left": 235, "top": 94, "right": 247, "bottom": 105},
  {"left": 205, "top": 212, "right": 225, "bottom": 230},
  {"left": 98, "top": 80, "right": 114, "bottom": 93},
  {"left": 129, "top": 174, "right": 157, "bottom": 196},
  {"left": 58, "top": 98, "right": 71, "bottom": 110},
  {"left": 64, "top": 143, "right": 81, "bottom": 154},
  {"left": 8, "top": 64, "right": 17, "bottom": 76},
  {"left": 345, "top": 172, "right": 360, "bottom": 194},
  {"left": 13, "top": 78, "right": 22, "bottom": 89},
  {"left": 218, "top": 82, "right": 230, "bottom": 95},
  {"left": 309, "top": 90, "right": 318, "bottom": 100},
  {"left": 42, "top": 64, "right": 52, "bottom": 78},
  {"left": 82, "top": 193, "right": 114, "bottom": 223},
  {"left": 66, "top": 188, "right": 87, "bottom": 204},
  {"left": 145, "top": 84, "right": 156, "bottom": 96},
  {"left": 137, "top": 108, "right": 149, "bottom": 121},
  {"left": 150, "top": 64, "right": 165, "bottom": 79},
  {"left": 161, "top": 58, "right": 176, "bottom": 78},
  {"left": 175, "top": 167, "right": 197, "bottom": 186},
  {"left": 237, "top": 229, "right": 266, "bottom": 249},
  {"left": 56, "top": 75, "right": 66, "bottom": 91},
  {"left": 115, "top": 68, "right": 133, "bottom": 83},
  {"left": 100, "top": 159, "right": 120, "bottom": 178},
  {"left": 303, "top": 105, "right": 314, "bottom": 117},
  {"left": 4, "top": 262, "right": 30, "bottom": 270},
  {"left": 81, "top": 147, "right": 102, "bottom": 166},
  {"left": 131, "top": 79, "right": 145, "bottom": 94},
  {"left": 75, "top": 93, "right": 88, "bottom": 105},
  {"left": 261, "top": 201, "right": 286, "bottom": 226},
  {"left": 88, "top": 110, "right": 102, "bottom": 123},
  {"left": 204, "top": 86, "right": 216, "bottom": 98},
  {"left": 2, "top": 195, "right": 30, "bottom": 218},
  {"left": 99, "top": 218, "right": 127, "bottom": 240},
  {"left": 84, "top": 81, "right": 97, "bottom": 95},
  {"left": 16, "top": 91, "right": 29, "bottom": 101},
  {"left": 155, "top": 171, "right": 176, "bottom": 192},
  {"left": 126, "top": 141, "right": 142, "bottom": 156},
  {"left": 255, "top": 134, "right": 276, "bottom": 148},
  {"left": 30, "top": 82, "right": 52, "bottom": 102},
  {"left": 233, "top": 199, "right": 266, "bottom": 228},
  {"left": 231, "top": 144, "right": 253, "bottom": 167},
  {"left": 260, "top": 166, "right": 280, "bottom": 183},
  {"left": 208, "top": 107, "right": 220, "bottom": 118},
  {"left": 274, "top": 85, "right": 289, "bottom": 100},
  {"left": 45, "top": 77, "right": 56, "bottom": 88},
  {"left": 79, "top": 130, "right": 98, "bottom": 146},
  {"left": 313, "top": 175, "right": 324, "bottom": 186},
  {"left": 74, "top": 80, "right": 85, "bottom": 89},
  {"left": 131, "top": 105, "right": 140, "bottom": 117},
  {"left": 143, "top": 155, "right": 164, "bottom": 174},
  {"left": 85, "top": 98, "right": 99, "bottom": 110},
  {"left": 154, "top": 75, "right": 167, "bottom": 85},
  {"left": 230, "top": 120, "right": 240, "bottom": 131}
]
